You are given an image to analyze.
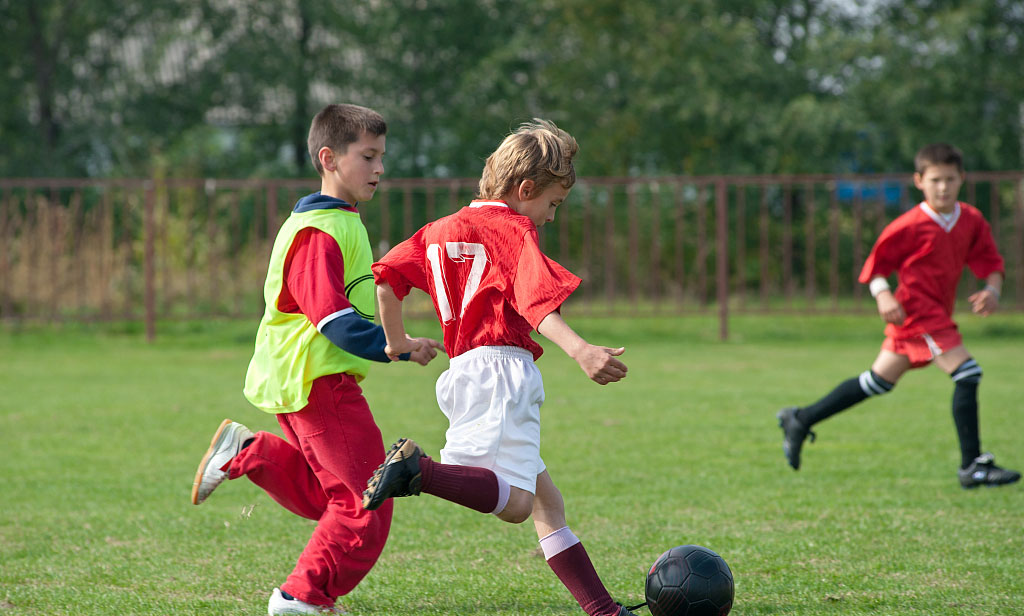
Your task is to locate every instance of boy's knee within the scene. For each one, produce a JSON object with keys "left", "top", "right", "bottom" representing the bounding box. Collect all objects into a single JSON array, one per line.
[
  {"left": 495, "top": 490, "right": 533, "bottom": 524},
  {"left": 496, "top": 508, "right": 531, "bottom": 524},
  {"left": 859, "top": 369, "right": 895, "bottom": 396},
  {"left": 951, "top": 359, "right": 982, "bottom": 386}
]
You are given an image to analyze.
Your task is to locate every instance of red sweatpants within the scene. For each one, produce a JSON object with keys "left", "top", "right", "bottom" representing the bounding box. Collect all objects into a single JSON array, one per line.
[{"left": 229, "top": 373, "right": 394, "bottom": 606}]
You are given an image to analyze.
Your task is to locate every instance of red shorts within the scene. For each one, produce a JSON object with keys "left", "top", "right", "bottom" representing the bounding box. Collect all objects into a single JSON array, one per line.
[{"left": 882, "top": 327, "right": 963, "bottom": 368}]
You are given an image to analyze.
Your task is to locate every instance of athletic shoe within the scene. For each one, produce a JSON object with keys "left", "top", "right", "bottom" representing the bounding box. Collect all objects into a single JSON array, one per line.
[
  {"left": 267, "top": 588, "right": 345, "bottom": 615},
  {"left": 777, "top": 406, "right": 816, "bottom": 471},
  {"left": 958, "top": 453, "right": 1021, "bottom": 489},
  {"left": 362, "top": 438, "right": 424, "bottom": 510},
  {"left": 190, "top": 418, "right": 253, "bottom": 505},
  {"left": 617, "top": 604, "right": 639, "bottom": 616}
]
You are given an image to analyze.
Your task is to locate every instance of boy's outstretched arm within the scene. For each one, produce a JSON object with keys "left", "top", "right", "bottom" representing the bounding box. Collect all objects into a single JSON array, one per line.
[
  {"left": 377, "top": 281, "right": 443, "bottom": 364},
  {"left": 968, "top": 272, "right": 1003, "bottom": 316},
  {"left": 536, "top": 311, "right": 627, "bottom": 385}
]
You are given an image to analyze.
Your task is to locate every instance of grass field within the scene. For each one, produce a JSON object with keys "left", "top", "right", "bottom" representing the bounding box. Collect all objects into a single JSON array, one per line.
[{"left": 1, "top": 313, "right": 1022, "bottom": 615}]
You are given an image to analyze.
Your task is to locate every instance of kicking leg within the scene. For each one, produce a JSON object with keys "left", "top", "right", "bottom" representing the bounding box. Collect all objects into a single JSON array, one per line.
[
  {"left": 362, "top": 438, "right": 514, "bottom": 515},
  {"left": 777, "top": 349, "right": 906, "bottom": 470}
]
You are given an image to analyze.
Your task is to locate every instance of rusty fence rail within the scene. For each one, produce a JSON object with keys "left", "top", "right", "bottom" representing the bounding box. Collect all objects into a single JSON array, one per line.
[{"left": 2, "top": 174, "right": 1022, "bottom": 340}]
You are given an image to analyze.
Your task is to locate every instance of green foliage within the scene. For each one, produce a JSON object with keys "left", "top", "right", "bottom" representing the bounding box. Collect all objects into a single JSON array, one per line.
[{"left": 1, "top": 0, "right": 1022, "bottom": 178}]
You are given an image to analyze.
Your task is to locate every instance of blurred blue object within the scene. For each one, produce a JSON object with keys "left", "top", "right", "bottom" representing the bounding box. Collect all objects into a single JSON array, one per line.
[{"left": 836, "top": 180, "right": 904, "bottom": 206}]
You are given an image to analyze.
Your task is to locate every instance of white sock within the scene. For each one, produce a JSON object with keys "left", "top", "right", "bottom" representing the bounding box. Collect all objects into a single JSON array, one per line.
[
  {"left": 538, "top": 526, "right": 581, "bottom": 559},
  {"left": 490, "top": 474, "right": 511, "bottom": 515}
]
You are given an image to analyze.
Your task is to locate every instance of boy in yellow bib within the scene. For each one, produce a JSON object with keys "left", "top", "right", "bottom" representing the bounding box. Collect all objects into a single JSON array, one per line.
[{"left": 190, "top": 104, "right": 441, "bottom": 615}]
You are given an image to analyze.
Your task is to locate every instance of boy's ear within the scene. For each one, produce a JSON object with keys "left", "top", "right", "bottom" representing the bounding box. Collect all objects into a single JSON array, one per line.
[
  {"left": 318, "top": 147, "right": 336, "bottom": 172},
  {"left": 517, "top": 179, "right": 535, "bottom": 200},
  {"left": 912, "top": 172, "right": 923, "bottom": 190}
]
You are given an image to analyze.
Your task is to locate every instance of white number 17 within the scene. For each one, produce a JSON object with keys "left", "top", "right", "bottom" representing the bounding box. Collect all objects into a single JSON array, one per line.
[
  {"left": 426, "top": 242, "right": 489, "bottom": 325},
  {"left": 423, "top": 242, "right": 487, "bottom": 323}
]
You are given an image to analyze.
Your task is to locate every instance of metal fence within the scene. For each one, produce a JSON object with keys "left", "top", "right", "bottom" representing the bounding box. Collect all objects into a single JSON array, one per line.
[{"left": 2, "top": 173, "right": 1022, "bottom": 340}]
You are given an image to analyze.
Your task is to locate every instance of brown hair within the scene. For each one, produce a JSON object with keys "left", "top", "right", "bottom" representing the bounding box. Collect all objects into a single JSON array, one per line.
[
  {"left": 478, "top": 119, "right": 579, "bottom": 199},
  {"left": 914, "top": 143, "right": 964, "bottom": 175},
  {"left": 307, "top": 104, "right": 387, "bottom": 176}
]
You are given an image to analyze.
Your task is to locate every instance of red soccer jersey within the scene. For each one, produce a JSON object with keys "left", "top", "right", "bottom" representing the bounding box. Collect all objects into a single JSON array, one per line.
[
  {"left": 278, "top": 227, "right": 354, "bottom": 327},
  {"left": 372, "top": 200, "right": 581, "bottom": 360},
  {"left": 858, "top": 202, "right": 1004, "bottom": 339}
]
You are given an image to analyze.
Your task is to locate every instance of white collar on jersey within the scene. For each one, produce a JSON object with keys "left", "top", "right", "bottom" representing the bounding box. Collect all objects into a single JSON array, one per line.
[
  {"left": 918, "top": 201, "right": 961, "bottom": 232},
  {"left": 468, "top": 200, "right": 508, "bottom": 208}
]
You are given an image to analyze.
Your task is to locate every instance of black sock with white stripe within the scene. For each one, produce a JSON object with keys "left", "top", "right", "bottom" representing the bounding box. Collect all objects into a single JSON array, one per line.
[
  {"left": 796, "top": 370, "right": 894, "bottom": 427},
  {"left": 951, "top": 359, "right": 983, "bottom": 469}
]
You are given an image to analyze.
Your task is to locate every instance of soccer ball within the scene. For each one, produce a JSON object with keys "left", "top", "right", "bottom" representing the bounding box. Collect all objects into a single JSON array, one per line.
[{"left": 645, "top": 544, "right": 734, "bottom": 616}]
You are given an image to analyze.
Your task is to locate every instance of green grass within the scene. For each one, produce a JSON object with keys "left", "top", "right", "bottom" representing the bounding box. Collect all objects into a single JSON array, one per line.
[{"left": 1, "top": 314, "right": 1022, "bottom": 615}]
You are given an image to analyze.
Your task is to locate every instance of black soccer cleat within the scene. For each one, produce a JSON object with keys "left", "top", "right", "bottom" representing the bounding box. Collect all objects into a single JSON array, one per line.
[
  {"left": 777, "top": 406, "right": 815, "bottom": 471},
  {"left": 958, "top": 453, "right": 1021, "bottom": 489},
  {"left": 616, "top": 604, "right": 639, "bottom": 616},
  {"left": 362, "top": 438, "right": 425, "bottom": 510}
]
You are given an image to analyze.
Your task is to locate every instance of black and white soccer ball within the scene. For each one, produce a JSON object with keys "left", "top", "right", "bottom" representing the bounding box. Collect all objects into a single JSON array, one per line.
[{"left": 645, "top": 544, "right": 734, "bottom": 616}]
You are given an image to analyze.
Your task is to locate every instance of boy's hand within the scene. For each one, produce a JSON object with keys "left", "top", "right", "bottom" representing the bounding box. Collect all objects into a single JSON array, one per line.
[
  {"left": 574, "top": 345, "right": 627, "bottom": 385},
  {"left": 535, "top": 311, "right": 626, "bottom": 385},
  {"left": 384, "top": 336, "right": 419, "bottom": 362},
  {"left": 968, "top": 288, "right": 999, "bottom": 316},
  {"left": 405, "top": 337, "right": 444, "bottom": 366},
  {"left": 875, "top": 290, "right": 906, "bottom": 325},
  {"left": 386, "top": 336, "right": 443, "bottom": 365}
]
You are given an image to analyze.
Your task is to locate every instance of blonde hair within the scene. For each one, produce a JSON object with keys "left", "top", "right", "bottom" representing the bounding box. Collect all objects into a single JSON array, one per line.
[
  {"left": 478, "top": 119, "right": 579, "bottom": 199},
  {"left": 307, "top": 104, "right": 387, "bottom": 176}
]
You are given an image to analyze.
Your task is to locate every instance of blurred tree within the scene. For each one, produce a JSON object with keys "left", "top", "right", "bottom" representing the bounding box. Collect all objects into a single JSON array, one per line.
[
  {"left": 1, "top": 0, "right": 1021, "bottom": 178},
  {"left": 440, "top": 0, "right": 882, "bottom": 175},
  {"left": 844, "top": 0, "right": 1024, "bottom": 171},
  {"left": 348, "top": 0, "right": 533, "bottom": 178},
  {"left": 0, "top": 0, "right": 178, "bottom": 176},
  {"left": 132, "top": 0, "right": 367, "bottom": 178}
]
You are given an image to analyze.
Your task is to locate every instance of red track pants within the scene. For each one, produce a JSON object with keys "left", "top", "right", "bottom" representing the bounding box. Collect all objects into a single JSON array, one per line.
[{"left": 229, "top": 373, "right": 394, "bottom": 606}]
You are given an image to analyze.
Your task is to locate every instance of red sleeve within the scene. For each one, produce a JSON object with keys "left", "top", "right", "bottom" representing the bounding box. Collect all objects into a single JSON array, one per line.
[
  {"left": 511, "top": 228, "right": 581, "bottom": 329},
  {"left": 372, "top": 226, "right": 430, "bottom": 301},
  {"left": 858, "top": 218, "right": 909, "bottom": 284},
  {"left": 281, "top": 228, "right": 352, "bottom": 327},
  {"left": 966, "top": 216, "right": 1005, "bottom": 279}
]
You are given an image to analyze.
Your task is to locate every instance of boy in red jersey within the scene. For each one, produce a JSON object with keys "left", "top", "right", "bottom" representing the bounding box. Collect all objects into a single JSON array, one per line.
[
  {"left": 363, "top": 120, "right": 636, "bottom": 616},
  {"left": 189, "top": 104, "right": 441, "bottom": 615},
  {"left": 778, "top": 143, "right": 1019, "bottom": 489}
]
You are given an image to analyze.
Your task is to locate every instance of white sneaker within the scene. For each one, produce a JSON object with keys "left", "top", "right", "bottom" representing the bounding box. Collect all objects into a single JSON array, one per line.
[
  {"left": 190, "top": 419, "right": 254, "bottom": 505},
  {"left": 267, "top": 588, "right": 345, "bottom": 614}
]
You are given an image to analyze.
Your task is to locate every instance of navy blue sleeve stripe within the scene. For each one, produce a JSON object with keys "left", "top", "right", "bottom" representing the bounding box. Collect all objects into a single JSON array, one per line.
[{"left": 320, "top": 311, "right": 391, "bottom": 363}]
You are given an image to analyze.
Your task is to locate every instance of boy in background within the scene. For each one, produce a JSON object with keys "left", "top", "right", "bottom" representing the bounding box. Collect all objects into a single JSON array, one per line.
[
  {"left": 778, "top": 143, "right": 1019, "bottom": 489},
  {"left": 190, "top": 103, "right": 442, "bottom": 615},
  {"left": 363, "top": 119, "right": 636, "bottom": 616}
]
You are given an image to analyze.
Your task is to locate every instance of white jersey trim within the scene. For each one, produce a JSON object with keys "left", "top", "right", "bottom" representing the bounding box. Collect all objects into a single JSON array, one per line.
[
  {"left": 317, "top": 307, "right": 354, "bottom": 332},
  {"left": 469, "top": 200, "right": 509, "bottom": 209},
  {"left": 918, "top": 201, "right": 961, "bottom": 233}
]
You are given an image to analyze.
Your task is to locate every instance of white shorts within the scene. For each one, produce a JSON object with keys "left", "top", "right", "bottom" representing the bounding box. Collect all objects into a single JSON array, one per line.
[{"left": 435, "top": 346, "right": 546, "bottom": 493}]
